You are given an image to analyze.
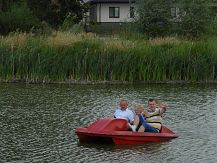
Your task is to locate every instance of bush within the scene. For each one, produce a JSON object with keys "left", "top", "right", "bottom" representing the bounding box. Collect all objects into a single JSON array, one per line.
[
  {"left": 60, "top": 13, "right": 83, "bottom": 33},
  {"left": 0, "top": 3, "right": 41, "bottom": 35},
  {"left": 134, "top": 0, "right": 215, "bottom": 38},
  {"left": 135, "top": 0, "right": 173, "bottom": 38},
  {"left": 36, "top": 21, "right": 53, "bottom": 35},
  {"left": 119, "top": 23, "right": 147, "bottom": 40},
  {"left": 177, "top": 0, "right": 214, "bottom": 38}
]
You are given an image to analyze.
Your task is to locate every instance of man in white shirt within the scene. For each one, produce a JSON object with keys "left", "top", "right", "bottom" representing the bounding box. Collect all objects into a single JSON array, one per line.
[{"left": 114, "top": 99, "right": 135, "bottom": 130}]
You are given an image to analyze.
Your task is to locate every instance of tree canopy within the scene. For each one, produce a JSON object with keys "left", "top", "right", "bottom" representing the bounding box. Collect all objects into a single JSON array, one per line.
[
  {"left": 27, "top": 0, "right": 87, "bottom": 28},
  {"left": 0, "top": 0, "right": 87, "bottom": 34},
  {"left": 135, "top": 0, "right": 215, "bottom": 38}
]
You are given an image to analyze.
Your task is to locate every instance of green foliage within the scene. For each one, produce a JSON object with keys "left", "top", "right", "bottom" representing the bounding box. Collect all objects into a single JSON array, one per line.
[
  {"left": 177, "top": 0, "right": 215, "bottom": 38},
  {"left": 0, "top": 0, "right": 24, "bottom": 11},
  {"left": 37, "top": 21, "right": 53, "bottom": 35},
  {"left": 0, "top": 0, "right": 86, "bottom": 34},
  {"left": 119, "top": 23, "right": 147, "bottom": 40},
  {"left": 135, "top": 0, "right": 173, "bottom": 37},
  {"left": 207, "top": 19, "right": 217, "bottom": 37},
  {"left": 134, "top": 0, "right": 215, "bottom": 38},
  {"left": 27, "top": 0, "right": 87, "bottom": 28},
  {"left": 60, "top": 13, "right": 83, "bottom": 33},
  {"left": 0, "top": 2, "right": 41, "bottom": 35},
  {"left": 1, "top": 34, "right": 217, "bottom": 82}
]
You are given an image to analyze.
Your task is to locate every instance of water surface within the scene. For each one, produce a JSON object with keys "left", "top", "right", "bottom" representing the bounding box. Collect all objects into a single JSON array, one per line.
[{"left": 0, "top": 83, "right": 217, "bottom": 163}]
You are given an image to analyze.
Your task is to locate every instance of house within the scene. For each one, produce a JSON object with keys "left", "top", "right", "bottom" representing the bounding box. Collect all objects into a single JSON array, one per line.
[{"left": 87, "top": 0, "right": 135, "bottom": 33}]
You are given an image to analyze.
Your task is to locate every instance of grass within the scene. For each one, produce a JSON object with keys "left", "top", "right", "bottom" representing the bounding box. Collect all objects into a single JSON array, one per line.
[{"left": 0, "top": 31, "right": 217, "bottom": 83}]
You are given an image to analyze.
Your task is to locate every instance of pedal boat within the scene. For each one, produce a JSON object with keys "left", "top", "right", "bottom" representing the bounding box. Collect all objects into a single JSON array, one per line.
[{"left": 75, "top": 118, "right": 178, "bottom": 145}]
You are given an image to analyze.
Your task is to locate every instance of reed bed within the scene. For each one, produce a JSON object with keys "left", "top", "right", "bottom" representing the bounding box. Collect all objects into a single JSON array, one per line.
[
  {"left": 45, "top": 31, "right": 97, "bottom": 47},
  {"left": 0, "top": 32, "right": 29, "bottom": 46},
  {"left": 0, "top": 32, "right": 217, "bottom": 83},
  {"left": 149, "top": 37, "right": 182, "bottom": 45}
]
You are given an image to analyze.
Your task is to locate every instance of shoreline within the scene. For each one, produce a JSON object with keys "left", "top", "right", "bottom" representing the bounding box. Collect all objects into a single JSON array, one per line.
[{"left": 1, "top": 79, "right": 217, "bottom": 85}]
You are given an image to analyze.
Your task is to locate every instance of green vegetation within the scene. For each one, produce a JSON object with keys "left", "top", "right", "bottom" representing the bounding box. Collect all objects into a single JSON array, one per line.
[
  {"left": 135, "top": 0, "right": 215, "bottom": 38},
  {"left": 0, "top": 0, "right": 86, "bottom": 35},
  {"left": 1, "top": 1, "right": 217, "bottom": 83},
  {"left": 0, "top": 32, "right": 217, "bottom": 83}
]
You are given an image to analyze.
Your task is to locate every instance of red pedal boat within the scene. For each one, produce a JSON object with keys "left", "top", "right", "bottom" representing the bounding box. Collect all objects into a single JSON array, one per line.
[{"left": 75, "top": 118, "right": 178, "bottom": 145}]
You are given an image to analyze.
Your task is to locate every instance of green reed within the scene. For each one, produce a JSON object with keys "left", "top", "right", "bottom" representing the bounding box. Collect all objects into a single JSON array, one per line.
[{"left": 0, "top": 32, "right": 217, "bottom": 83}]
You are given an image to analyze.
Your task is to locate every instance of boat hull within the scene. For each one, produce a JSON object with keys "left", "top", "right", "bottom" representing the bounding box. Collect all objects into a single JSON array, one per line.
[
  {"left": 75, "top": 118, "right": 178, "bottom": 145},
  {"left": 112, "top": 135, "right": 175, "bottom": 145}
]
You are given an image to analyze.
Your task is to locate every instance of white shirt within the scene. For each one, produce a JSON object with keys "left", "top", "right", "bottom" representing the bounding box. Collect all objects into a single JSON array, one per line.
[{"left": 114, "top": 108, "right": 135, "bottom": 123}]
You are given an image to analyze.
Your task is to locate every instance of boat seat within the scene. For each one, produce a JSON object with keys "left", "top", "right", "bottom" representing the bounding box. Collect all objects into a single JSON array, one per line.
[{"left": 87, "top": 118, "right": 128, "bottom": 132}]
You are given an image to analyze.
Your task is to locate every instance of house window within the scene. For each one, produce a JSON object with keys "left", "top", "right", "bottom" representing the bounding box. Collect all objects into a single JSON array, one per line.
[
  {"left": 130, "top": 7, "right": 134, "bottom": 18},
  {"left": 109, "top": 7, "right": 120, "bottom": 18}
]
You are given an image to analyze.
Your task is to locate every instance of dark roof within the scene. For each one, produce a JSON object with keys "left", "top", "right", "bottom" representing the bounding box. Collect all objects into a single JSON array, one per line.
[{"left": 89, "top": 0, "right": 130, "bottom": 3}]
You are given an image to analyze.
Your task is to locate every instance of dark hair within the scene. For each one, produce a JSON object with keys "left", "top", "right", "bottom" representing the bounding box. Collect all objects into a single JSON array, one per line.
[{"left": 148, "top": 98, "right": 157, "bottom": 103}]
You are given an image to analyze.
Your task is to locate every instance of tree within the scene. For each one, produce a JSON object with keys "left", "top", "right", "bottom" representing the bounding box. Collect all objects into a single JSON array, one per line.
[
  {"left": 0, "top": 0, "right": 41, "bottom": 35},
  {"left": 135, "top": 0, "right": 174, "bottom": 37},
  {"left": 177, "top": 0, "right": 214, "bottom": 38},
  {"left": 134, "top": 0, "right": 215, "bottom": 38},
  {"left": 27, "top": 0, "right": 87, "bottom": 28}
]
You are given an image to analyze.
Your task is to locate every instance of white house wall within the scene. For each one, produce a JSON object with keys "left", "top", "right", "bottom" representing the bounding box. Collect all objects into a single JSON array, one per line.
[{"left": 96, "top": 3, "right": 132, "bottom": 23}]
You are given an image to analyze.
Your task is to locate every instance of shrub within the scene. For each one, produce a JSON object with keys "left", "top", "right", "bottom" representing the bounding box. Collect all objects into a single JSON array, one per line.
[{"left": 0, "top": 3, "right": 41, "bottom": 35}]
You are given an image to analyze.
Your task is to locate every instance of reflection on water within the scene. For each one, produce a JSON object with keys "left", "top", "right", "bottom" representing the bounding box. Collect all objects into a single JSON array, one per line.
[{"left": 1, "top": 83, "right": 217, "bottom": 162}]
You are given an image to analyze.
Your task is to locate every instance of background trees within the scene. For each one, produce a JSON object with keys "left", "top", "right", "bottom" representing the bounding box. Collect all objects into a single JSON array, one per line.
[
  {"left": 0, "top": 0, "right": 216, "bottom": 38},
  {"left": 0, "top": 0, "right": 40, "bottom": 35},
  {"left": 27, "top": 0, "right": 87, "bottom": 28},
  {"left": 177, "top": 0, "right": 214, "bottom": 37},
  {"left": 0, "top": 0, "right": 86, "bottom": 35},
  {"left": 135, "top": 0, "right": 173, "bottom": 37},
  {"left": 134, "top": 0, "right": 216, "bottom": 38}
]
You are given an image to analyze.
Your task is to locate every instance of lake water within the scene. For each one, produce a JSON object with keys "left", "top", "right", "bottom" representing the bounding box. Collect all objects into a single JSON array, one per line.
[{"left": 1, "top": 83, "right": 217, "bottom": 163}]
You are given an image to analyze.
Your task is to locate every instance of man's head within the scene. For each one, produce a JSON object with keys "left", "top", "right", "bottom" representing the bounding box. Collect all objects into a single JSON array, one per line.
[
  {"left": 148, "top": 98, "right": 157, "bottom": 111},
  {"left": 119, "top": 99, "right": 128, "bottom": 110}
]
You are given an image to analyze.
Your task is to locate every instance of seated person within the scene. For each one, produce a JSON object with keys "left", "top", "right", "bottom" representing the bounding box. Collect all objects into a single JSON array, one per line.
[
  {"left": 134, "top": 104, "right": 144, "bottom": 115},
  {"left": 114, "top": 99, "right": 135, "bottom": 130},
  {"left": 133, "top": 99, "right": 167, "bottom": 133}
]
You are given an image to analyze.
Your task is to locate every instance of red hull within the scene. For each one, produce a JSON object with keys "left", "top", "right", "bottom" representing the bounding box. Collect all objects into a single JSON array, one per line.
[{"left": 75, "top": 118, "right": 178, "bottom": 145}]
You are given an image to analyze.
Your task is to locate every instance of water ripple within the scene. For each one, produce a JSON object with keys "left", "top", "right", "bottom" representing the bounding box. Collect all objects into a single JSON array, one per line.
[{"left": 1, "top": 84, "right": 217, "bottom": 162}]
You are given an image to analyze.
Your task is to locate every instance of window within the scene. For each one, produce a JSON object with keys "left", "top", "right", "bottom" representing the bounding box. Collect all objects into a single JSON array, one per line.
[
  {"left": 109, "top": 7, "right": 120, "bottom": 18},
  {"left": 130, "top": 7, "right": 134, "bottom": 18}
]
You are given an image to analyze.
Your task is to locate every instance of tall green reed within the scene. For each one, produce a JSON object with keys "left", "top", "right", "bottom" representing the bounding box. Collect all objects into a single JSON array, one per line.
[{"left": 0, "top": 33, "right": 217, "bottom": 83}]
